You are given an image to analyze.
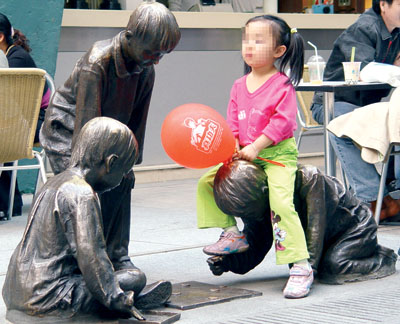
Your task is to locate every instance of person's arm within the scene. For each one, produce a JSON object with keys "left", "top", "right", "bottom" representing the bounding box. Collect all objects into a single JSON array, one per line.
[
  {"left": 59, "top": 187, "right": 134, "bottom": 314},
  {"left": 71, "top": 67, "right": 103, "bottom": 149},
  {"left": 239, "top": 134, "right": 273, "bottom": 161},
  {"left": 313, "top": 18, "right": 378, "bottom": 106},
  {"left": 226, "top": 83, "right": 242, "bottom": 157},
  {"left": 226, "top": 83, "right": 240, "bottom": 139},
  {"left": 336, "top": 24, "right": 377, "bottom": 69},
  {"left": 261, "top": 85, "right": 297, "bottom": 144},
  {"left": 127, "top": 68, "right": 155, "bottom": 165}
]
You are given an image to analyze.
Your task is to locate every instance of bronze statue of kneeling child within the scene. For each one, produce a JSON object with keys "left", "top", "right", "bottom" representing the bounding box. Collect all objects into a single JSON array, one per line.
[
  {"left": 2, "top": 117, "right": 172, "bottom": 323},
  {"left": 207, "top": 160, "right": 397, "bottom": 285}
]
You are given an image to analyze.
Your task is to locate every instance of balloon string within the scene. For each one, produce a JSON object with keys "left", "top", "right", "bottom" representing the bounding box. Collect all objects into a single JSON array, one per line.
[{"left": 256, "top": 156, "right": 285, "bottom": 167}]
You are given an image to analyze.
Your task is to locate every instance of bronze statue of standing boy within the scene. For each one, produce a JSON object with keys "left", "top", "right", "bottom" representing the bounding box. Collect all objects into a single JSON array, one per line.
[{"left": 40, "top": 1, "right": 180, "bottom": 277}]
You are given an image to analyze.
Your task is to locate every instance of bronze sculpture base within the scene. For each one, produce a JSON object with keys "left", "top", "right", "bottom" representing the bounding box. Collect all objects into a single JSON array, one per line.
[
  {"left": 166, "top": 281, "right": 262, "bottom": 310},
  {"left": 6, "top": 309, "right": 181, "bottom": 324}
]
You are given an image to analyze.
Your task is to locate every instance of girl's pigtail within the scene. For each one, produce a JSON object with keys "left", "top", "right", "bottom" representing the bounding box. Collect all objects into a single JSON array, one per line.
[{"left": 281, "top": 29, "right": 304, "bottom": 86}]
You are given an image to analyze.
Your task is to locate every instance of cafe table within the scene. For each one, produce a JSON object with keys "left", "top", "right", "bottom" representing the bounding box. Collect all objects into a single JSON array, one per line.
[{"left": 296, "top": 81, "right": 393, "bottom": 177}]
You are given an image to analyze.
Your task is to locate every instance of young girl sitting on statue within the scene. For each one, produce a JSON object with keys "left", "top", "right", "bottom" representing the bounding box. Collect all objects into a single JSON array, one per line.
[{"left": 197, "top": 15, "right": 313, "bottom": 299}]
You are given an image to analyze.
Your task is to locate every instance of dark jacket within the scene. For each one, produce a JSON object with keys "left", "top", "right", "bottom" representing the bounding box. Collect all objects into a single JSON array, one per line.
[
  {"left": 312, "top": 8, "right": 400, "bottom": 107},
  {"left": 6, "top": 44, "right": 36, "bottom": 68},
  {"left": 40, "top": 32, "right": 155, "bottom": 174}
]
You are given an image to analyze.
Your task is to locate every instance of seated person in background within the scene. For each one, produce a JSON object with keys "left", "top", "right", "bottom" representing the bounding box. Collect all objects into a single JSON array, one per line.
[
  {"left": 0, "top": 13, "right": 51, "bottom": 218},
  {"left": 2, "top": 117, "right": 172, "bottom": 321},
  {"left": 310, "top": 0, "right": 400, "bottom": 221},
  {"left": 0, "top": 14, "right": 51, "bottom": 142},
  {"left": 168, "top": 0, "right": 201, "bottom": 11},
  {"left": 327, "top": 87, "right": 400, "bottom": 221}
]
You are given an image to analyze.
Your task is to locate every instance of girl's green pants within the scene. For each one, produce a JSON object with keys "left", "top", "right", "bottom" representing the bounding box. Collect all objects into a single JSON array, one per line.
[{"left": 197, "top": 138, "right": 309, "bottom": 265}]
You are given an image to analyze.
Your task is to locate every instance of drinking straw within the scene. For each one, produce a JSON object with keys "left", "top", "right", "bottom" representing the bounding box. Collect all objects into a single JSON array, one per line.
[
  {"left": 307, "top": 41, "right": 320, "bottom": 81},
  {"left": 350, "top": 46, "right": 355, "bottom": 62}
]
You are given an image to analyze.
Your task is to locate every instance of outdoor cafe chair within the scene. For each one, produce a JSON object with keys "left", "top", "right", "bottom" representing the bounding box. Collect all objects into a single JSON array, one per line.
[{"left": 0, "top": 68, "right": 48, "bottom": 220}]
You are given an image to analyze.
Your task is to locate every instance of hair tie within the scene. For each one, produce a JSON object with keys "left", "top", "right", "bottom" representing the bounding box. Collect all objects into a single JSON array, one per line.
[{"left": 290, "top": 28, "right": 297, "bottom": 34}]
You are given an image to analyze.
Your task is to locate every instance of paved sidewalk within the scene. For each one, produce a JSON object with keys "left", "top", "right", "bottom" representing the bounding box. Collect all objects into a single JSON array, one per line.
[{"left": 1, "top": 175, "right": 399, "bottom": 323}]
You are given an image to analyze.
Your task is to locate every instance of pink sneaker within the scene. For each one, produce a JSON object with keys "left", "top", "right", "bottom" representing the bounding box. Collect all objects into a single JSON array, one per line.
[
  {"left": 203, "top": 231, "right": 249, "bottom": 256},
  {"left": 283, "top": 264, "right": 314, "bottom": 299}
]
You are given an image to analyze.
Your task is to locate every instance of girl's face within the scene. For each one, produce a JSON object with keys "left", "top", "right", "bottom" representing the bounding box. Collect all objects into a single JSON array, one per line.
[{"left": 242, "top": 21, "right": 285, "bottom": 70}]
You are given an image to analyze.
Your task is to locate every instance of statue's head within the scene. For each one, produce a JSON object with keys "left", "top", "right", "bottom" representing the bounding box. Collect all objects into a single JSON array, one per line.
[
  {"left": 70, "top": 117, "right": 138, "bottom": 193},
  {"left": 123, "top": 1, "right": 181, "bottom": 66},
  {"left": 213, "top": 160, "right": 269, "bottom": 221}
]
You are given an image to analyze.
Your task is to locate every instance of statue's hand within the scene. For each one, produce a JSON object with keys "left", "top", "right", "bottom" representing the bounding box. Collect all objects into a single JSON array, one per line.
[
  {"left": 206, "top": 256, "right": 227, "bottom": 276},
  {"left": 129, "top": 304, "right": 146, "bottom": 321},
  {"left": 111, "top": 291, "right": 146, "bottom": 320}
]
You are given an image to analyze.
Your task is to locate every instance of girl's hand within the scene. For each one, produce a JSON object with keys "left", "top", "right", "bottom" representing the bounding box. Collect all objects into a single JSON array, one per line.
[
  {"left": 238, "top": 143, "right": 259, "bottom": 161},
  {"left": 223, "top": 149, "right": 240, "bottom": 165}
]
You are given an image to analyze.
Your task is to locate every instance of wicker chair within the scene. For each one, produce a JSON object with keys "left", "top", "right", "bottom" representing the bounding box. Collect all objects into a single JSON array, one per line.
[{"left": 0, "top": 68, "right": 48, "bottom": 220}]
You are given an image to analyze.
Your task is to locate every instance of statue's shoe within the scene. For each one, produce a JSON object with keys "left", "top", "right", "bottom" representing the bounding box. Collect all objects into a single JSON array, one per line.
[{"left": 135, "top": 280, "right": 172, "bottom": 310}]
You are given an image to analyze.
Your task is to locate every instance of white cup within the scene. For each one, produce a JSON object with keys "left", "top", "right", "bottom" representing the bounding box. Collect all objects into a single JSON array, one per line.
[
  {"left": 342, "top": 62, "right": 361, "bottom": 84},
  {"left": 308, "top": 61, "right": 326, "bottom": 84}
]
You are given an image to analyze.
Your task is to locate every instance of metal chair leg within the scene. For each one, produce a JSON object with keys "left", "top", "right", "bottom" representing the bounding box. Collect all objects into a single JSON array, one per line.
[
  {"left": 297, "top": 131, "right": 304, "bottom": 150},
  {"left": 7, "top": 161, "right": 18, "bottom": 220},
  {"left": 375, "top": 161, "right": 389, "bottom": 225}
]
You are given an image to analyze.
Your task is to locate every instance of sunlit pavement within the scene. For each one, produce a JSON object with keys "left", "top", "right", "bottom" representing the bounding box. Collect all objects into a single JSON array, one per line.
[{"left": 1, "top": 162, "right": 399, "bottom": 323}]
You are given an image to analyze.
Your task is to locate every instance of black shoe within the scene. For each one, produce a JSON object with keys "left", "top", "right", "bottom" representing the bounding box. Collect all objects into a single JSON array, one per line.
[
  {"left": 135, "top": 280, "right": 172, "bottom": 310},
  {"left": 0, "top": 206, "right": 21, "bottom": 218}
]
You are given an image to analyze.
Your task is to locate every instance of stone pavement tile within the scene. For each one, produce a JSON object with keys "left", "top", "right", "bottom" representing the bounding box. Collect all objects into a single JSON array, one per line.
[{"left": 129, "top": 246, "right": 400, "bottom": 324}]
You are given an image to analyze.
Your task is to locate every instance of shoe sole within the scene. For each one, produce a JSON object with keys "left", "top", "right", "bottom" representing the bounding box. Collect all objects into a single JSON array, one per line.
[
  {"left": 283, "top": 281, "right": 312, "bottom": 299},
  {"left": 283, "top": 288, "right": 311, "bottom": 299},
  {"left": 202, "top": 245, "right": 249, "bottom": 256},
  {"left": 135, "top": 280, "right": 172, "bottom": 310}
]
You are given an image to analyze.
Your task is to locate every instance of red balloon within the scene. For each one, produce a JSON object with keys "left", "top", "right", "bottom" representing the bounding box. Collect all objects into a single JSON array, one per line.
[{"left": 161, "top": 103, "right": 236, "bottom": 169}]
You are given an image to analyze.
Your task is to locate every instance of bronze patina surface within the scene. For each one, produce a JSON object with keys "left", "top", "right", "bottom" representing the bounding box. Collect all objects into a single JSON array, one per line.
[{"left": 166, "top": 281, "right": 262, "bottom": 310}]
